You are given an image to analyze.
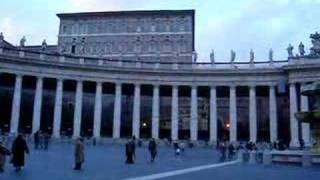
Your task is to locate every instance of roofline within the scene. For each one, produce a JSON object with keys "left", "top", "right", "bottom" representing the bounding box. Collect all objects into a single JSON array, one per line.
[{"left": 57, "top": 9, "right": 195, "bottom": 18}]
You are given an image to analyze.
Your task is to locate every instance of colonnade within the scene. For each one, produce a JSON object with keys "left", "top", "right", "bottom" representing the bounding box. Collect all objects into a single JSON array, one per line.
[{"left": 4, "top": 74, "right": 311, "bottom": 147}]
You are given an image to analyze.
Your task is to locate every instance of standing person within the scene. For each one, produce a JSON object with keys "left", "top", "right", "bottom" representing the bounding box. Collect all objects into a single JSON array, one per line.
[
  {"left": 43, "top": 132, "right": 50, "bottom": 150},
  {"left": 74, "top": 138, "right": 84, "bottom": 170},
  {"left": 219, "top": 142, "right": 227, "bottom": 162},
  {"left": 173, "top": 141, "right": 181, "bottom": 158},
  {"left": 125, "top": 138, "right": 136, "bottom": 164},
  {"left": 148, "top": 138, "right": 157, "bottom": 163},
  {"left": 34, "top": 131, "right": 40, "bottom": 150},
  {"left": 39, "top": 131, "right": 45, "bottom": 149},
  {"left": 228, "top": 143, "right": 235, "bottom": 160},
  {"left": 0, "top": 140, "right": 11, "bottom": 173},
  {"left": 11, "top": 134, "right": 29, "bottom": 172}
]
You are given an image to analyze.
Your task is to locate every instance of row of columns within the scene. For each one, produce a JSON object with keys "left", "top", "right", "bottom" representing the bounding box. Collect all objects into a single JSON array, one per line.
[{"left": 6, "top": 75, "right": 311, "bottom": 147}]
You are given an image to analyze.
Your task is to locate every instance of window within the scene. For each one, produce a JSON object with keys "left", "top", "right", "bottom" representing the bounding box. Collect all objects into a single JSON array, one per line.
[
  {"left": 151, "top": 24, "right": 156, "bottom": 32},
  {"left": 71, "top": 45, "right": 76, "bottom": 54}
]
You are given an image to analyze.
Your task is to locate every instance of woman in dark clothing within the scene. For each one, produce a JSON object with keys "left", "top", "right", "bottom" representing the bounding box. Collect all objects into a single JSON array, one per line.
[
  {"left": 148, "top": 138, "right": 157, "bottom": 162},
  {"left": 125, "top": 139, "right": 135, "bottom": 164},
  {"left": 11, "top": 135, "right": 29, "bottom": 171}
]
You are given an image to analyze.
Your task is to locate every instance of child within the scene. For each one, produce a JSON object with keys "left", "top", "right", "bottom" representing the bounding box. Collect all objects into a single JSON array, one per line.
[{"left": 0, "top": 141, "right": 11, "bottom": 173}]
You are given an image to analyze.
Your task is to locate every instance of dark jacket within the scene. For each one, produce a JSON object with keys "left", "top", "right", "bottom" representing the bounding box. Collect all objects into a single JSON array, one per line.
[{"left": 11, "top": 136, "right": 29, "bottom": 167}]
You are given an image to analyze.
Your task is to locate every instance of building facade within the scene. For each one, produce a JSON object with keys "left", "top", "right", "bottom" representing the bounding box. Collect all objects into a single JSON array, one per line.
[
  {"left": 57, "top": 10, "right": 195, "bottom": 63},
  {"left": 0, "top": 10, "right": 319, "bottom": 148}
]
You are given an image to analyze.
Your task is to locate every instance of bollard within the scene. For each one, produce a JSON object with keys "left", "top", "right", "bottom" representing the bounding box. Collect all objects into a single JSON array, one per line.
[
  {"left": 263, "top": 151, "right": 272, "bottom": 165},
  {"left": 249, "top": 151, "right": 256, "bottom": 164},
  {"left": 302, "top": 154, "right": 312, "bottom": 167}
]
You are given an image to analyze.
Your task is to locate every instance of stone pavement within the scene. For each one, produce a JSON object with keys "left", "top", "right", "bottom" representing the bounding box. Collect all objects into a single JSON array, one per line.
[{"left": 0, "top": 142, "right": 319, "bottom": 180}]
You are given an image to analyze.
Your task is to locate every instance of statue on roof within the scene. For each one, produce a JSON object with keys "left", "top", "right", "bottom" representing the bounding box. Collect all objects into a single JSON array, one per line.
[
  {"left": 298, "top": 42, "right": 305, "bottom": 56},
  {"left": 230, "top": 49, "right": 236, "bottom": 62},
  {"left": 310, "top": 32, "right": 320, "bottom": 57},
  {"left": 269, "top": 48, "right": 274, "bottom": 62},
  {"left": 250, "top": 49, "right": 254, "bottom": 62},
  {"left": 287, "top": 44, "right": 294, "bottom": 58},
  {"left": 210, "top": 49, "right": 215, "bottom": 63},
  {"left": 192, "top": 51, "right": 198, "bottom": 62},
  {"left": 41, "top": 39, "right": 47, "bottom": 51},
  {"left": 20, "top": 36, "right": 26, "bottom": 47},
  {"left": 0, "top": 32, "right": 3, "bottom": 41}
]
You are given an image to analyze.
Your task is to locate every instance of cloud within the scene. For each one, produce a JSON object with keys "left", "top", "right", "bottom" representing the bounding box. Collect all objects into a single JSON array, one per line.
[{"left": 0, "top": 17, "right": 19, "bottom": 44}]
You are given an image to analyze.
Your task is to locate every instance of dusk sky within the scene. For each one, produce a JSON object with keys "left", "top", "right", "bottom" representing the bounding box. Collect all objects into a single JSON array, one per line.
[{"left": 0, "top": 0, "right": 319, "bottom": 62}]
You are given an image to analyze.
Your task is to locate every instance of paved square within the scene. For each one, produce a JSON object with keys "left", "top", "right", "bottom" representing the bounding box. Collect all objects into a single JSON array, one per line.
[{"left": 0, "top": 142, "right": 319, "bottom": 180}]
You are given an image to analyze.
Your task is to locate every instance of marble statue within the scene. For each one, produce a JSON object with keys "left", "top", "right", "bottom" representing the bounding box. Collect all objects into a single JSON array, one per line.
[
  {"left": 230, "top": 49, "right": 236, "bottom": 62},
  {"left": 192, "top": 51, "right": 198, "bottom": 62},
  {"left": 269, "top": 48, "right": 274, "bottom": 61},
  {"left": 310, "top": 32, "right": 320, "bottom": 56},
  {"left": 41, "top": 39, "right": 47, "bottom": 51},
  {"left": 80, "top": 38, "right": 85, "bottom": 54},
  {"left": 210, "top": 49, "right": 215, "bottom": 63},
  {"left": 250, "top": 49, "right": 254, "bottom": 62},
  {"left": 0, "top": 32, "right": 3, "bottom": 40},
  {"left": 20, "top": 36, "right": 26, "bottom": 47},
  {"left": 298, "top": 42, "right": 305, "bottom": 56},
  {"left": 287, "top": 44, "right": 294, "bottom": 58}
]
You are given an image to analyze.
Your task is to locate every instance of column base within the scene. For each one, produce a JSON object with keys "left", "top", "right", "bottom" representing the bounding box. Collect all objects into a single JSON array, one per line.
[{"left": 289, "top": 139, "right": 300, "bottom": 149}]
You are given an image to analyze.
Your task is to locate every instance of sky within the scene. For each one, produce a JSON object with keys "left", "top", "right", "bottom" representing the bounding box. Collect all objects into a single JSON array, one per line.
[{"left": 0, "top": 0, "right": 320, "bottom": 62}]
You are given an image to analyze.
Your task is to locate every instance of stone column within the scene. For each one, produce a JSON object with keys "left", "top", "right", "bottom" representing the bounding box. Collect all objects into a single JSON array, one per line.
[
  {"left": 269, "top": 85, "right": 278, "bottom": 143},
  {"left": 190, "top": 85, "right": 198, "bottom": 141},
  {"left": 171, "top": 85, "right": 179, "bottom": 141},
  {"left": 289, "top": 83, "right": 299, "bottom": 148},
  {"left": 300, "top": 84, "right": 311, "bottom": 147},
  {"left": 10, "top": 75, "right": 23, "bottom": 134},
  {"left": 229, "top": 86, "right": 237, "bottom": 142},
  {"left": 53, "top": 79, "right": 63, "bottom": 138},
  {"left": 152, "top": 85, "right": 160, "bottom": 139},
  {"left": 132, "top": 84, "right": 141, "bottom": 138},
  {"left": 32, "top": 77, "right": 43, "bottom": 134},
  {"left": 93, "top": 82, "right": 102, "bottom": 138},
  {"left": 113, "top": 83, "right": 122, "bottom": 138},
  {"left": 210, "top": 86, "right": 218, "bottom": 142},
  {"left": 73, "top": 81, "right": 83, "bottom": 138},
  {"left": 249, "top": 85, "right": 257, "bottom": 142}
]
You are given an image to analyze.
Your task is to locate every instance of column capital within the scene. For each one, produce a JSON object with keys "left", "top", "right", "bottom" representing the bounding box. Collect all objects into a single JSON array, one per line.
[
  {"left": 15, "top": 74, "right": 23, "bottom": 78},
  {"left": 152, "top": 84, "right": 160, "bottom": 88},
  {"left": 172, "top": 85, "right": 179, "bottom": 89},
  {"left": 115, "top": 81, "right": 122, "bottom": 86},
  {"left": 134, "top": 83, "right": 141, "bottom": 87},
  {"left": 37, "top": 76, "right": 45, "bottom": 82},
  {"left": 210, "top": 84, "right": 218, "bottom": 89},
  {"left": 229, "top": 85, "right": 237, "bottom": 90},
  {"left": 96, "top": 81, "right": 103, "bottom": 86},
  {"left": 248, "top": 84, "right": 256, "bottom": 89}
]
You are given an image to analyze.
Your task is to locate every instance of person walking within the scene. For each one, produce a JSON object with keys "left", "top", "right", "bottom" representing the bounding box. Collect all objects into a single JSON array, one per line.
[
  {"left": 125, "top": 138, "right": 136, "bottom": 164},
  {"left": 33, "top": 131, "right": 40, "bottom": 150},
  {"left": 74, "top": 138, "right": 84, "bottom": 170},
  {"left": 148, "top": 138, "right": 157, "bottom": 163},
  {"left": 11, "top": 134, "right": 29, "bottom": 172},
  {"left": 43, "top": 132, "right": 50, "bottom": 150},
  {"left": 0, "top": 140, "right": 11, "bottom": 173}
]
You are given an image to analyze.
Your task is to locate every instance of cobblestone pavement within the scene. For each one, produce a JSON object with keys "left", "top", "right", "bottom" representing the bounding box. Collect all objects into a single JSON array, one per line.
[{"left": 0, "top": 142, "right": 319, "bottom": 180}]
